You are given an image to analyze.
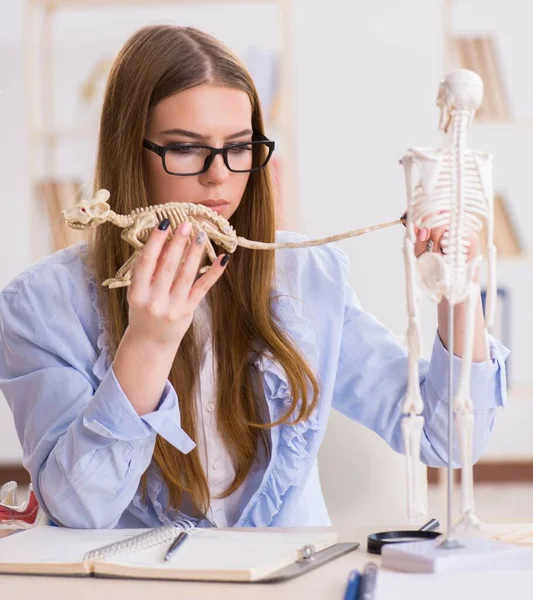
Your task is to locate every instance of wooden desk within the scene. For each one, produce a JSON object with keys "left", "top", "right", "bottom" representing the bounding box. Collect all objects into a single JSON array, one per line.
[{"left": 1, "top": 524, "right": 533, "bottom": 600}]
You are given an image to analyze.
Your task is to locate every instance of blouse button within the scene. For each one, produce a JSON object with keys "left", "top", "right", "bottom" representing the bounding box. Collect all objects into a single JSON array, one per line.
[
  {"left": 212, "top": 459, "right": 220, "bottom": 471},
  {"left": 206, "top": 403, "right": 215, "bottom": 412}
]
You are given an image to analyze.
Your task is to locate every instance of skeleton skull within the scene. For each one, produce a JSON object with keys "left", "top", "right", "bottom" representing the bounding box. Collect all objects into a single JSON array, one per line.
[
  {"left": 436, "top": 69, "right": 483, "bottom": 132},
  {"left": 61, "top": 189, "right": 112, "bottom": 229}
]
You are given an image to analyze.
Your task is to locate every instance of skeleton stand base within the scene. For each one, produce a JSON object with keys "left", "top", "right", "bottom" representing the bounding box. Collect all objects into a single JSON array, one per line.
[
  {"left": 382, "top": 305, "right": 532, "bottom": 572},
  {"left": 381, "top": 536, "right": 533, "bottom": 573}
]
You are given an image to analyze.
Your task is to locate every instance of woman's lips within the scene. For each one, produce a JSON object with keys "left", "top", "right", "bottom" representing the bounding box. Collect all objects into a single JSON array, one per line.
[{"left": 199, "top": 201, "right": 230, "bottom": 214}]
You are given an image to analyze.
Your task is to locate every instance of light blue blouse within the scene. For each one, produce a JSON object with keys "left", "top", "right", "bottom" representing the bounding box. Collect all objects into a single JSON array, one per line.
[{"left": 0, "top": 232, "right": 508, "bottom": 529}]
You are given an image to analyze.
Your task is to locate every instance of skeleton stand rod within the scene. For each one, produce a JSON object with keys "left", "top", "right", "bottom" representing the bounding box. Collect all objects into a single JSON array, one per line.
[{"left": 447, "top": 304, "right": 455, "bottom": 540}]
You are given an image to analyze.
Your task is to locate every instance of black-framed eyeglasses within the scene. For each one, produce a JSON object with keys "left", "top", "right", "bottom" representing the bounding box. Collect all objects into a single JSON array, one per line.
[{"left": 143, "top": 130, "right": 275, "bottom": 176}]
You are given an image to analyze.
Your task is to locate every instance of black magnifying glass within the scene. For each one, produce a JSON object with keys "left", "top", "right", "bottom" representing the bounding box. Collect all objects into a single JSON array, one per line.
[{"left": 367, "top": 518, "right": 441, "bottom": 555}]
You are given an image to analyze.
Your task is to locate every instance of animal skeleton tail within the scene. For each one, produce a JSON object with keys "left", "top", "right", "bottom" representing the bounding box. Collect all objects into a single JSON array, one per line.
[{"left": 236, "top": 219, "right": 402, "bottom": 250}]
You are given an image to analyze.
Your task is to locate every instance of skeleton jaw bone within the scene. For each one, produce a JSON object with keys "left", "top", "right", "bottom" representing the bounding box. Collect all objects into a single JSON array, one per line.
[{"left": 0, "top": 482, "right": 42, "bottom": 529}]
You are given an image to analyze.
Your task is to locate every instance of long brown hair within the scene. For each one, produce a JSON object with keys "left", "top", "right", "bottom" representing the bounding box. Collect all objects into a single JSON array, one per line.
[{"left": 90, "top": 25, "right": 319, "bottom": 515}]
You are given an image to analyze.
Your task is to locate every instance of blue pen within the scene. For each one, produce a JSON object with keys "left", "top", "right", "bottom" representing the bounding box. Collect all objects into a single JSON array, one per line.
[
  {"left": 358, "top": 562, "right": 379, "bottom": 600},
  {"left": 343, "top": 569, "right": 361, "bottom": 600}
]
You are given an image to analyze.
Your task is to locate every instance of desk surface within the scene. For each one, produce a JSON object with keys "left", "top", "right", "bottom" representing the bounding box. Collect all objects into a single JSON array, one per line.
[{"left": 2, "top": 524, "right": 533, "bottom": 600}]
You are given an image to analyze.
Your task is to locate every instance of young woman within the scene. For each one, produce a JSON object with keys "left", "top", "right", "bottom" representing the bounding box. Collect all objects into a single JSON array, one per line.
[{"left": 0, "top": 25, "right": 508, "bottom": 529}]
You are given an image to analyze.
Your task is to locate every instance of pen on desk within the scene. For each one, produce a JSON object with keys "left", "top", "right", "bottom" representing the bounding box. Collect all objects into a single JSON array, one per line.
[
  {"left": 358, "top": 562, "right": 378, "bottom": 600},
  {"left": 164, "top": 531, "right": 189, "bottom": 562},
  {"left": 343, "top": 569, "right": 361, "bottom": 600}
]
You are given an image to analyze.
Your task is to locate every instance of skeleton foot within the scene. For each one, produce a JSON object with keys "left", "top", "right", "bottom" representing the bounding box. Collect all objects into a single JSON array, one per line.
[
  {"left": 103, "top": 276, "right": 133, "bottom": 288},
  {"left": 455, "top": 509, "right": 482, "bottom": 532}
]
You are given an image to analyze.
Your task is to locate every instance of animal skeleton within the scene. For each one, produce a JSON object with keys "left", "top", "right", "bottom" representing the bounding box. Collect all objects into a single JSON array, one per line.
[
  {"left": 400, "top": 69, "right": 495, "bottom": 528},
  {"left": 62, "top": 192, "right": 401, "bottom": 288}
]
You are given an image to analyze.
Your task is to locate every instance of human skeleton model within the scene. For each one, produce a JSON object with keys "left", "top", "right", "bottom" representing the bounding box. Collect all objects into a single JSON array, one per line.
[
  {"left": 62, "top": 192, "right": 401, "bottom": 287},
  {"left": 400, "top": 69, "right": 495, "bottom": 528}
]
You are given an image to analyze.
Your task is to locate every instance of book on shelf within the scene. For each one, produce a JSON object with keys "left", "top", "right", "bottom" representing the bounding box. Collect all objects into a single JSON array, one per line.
[
  {"left": 478, "top": 193, "right": 523, "bottom": 257},
  {"left": 453, "top": 36, "right": 510, "bottom": 122}
]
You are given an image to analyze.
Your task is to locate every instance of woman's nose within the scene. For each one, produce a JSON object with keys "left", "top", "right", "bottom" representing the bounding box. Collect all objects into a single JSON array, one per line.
[{"left": 203, "top": 153, "right": 230, "bottom": 184}]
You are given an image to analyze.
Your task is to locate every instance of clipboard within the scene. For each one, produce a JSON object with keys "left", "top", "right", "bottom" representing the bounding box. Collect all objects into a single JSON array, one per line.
[{"left": 258, "top": 542, "right": 360, "bottom": 583}]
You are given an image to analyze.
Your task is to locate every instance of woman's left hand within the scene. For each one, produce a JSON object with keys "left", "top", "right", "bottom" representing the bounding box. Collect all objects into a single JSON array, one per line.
[
  {"left": 403, "top": 211, "right": 481, "bottom": 261},
  {"left": 413, "top": 225, "right": 480, "bottom": 261}
]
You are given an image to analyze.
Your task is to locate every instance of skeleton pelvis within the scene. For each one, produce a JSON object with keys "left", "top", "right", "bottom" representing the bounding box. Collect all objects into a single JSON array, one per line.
[
  {"left": 417, "top": 252, "right": 476, "bottom": 304},
  {"left": 417, "top": 252, "right": 449, "bottom": 302}
]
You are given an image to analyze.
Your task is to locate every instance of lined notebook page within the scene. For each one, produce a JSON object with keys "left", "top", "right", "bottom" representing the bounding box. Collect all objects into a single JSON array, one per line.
[
  {"left": 0, "top": 527, "right": 150, "bottom": 575},
  {"left": 94, "top": 529, "right": 338, "bottom": 582}
]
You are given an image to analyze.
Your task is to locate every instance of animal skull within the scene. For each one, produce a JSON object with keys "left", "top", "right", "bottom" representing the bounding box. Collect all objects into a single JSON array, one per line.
[{"left": 61, "top": 189, "right": 112, "bottom": 229}]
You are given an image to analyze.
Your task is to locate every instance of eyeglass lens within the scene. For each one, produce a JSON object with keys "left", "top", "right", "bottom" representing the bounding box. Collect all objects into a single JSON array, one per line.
[{"left": 164, "top": 142, "right": 270, "bottom": 175}]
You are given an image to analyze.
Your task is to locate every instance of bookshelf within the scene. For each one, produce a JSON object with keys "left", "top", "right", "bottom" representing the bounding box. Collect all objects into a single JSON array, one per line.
[
  {"left": 23, "top": 0, "right": 298, "bottom": 257},
  {"left": 440, "top": 0, "right": 533, "bottom": 483},
  {"left": 443, "top": 0, "right": 530, "bottom": 260}
]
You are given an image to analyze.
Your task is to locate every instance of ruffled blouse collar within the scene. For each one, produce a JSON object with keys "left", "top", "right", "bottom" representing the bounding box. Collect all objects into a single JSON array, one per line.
[{"left": 83, "top": 248, "right": 320, "bottom": 528}]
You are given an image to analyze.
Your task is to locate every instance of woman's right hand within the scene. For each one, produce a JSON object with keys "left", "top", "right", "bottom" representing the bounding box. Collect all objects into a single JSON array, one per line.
[
  {"left": 126, "top": 219, "right": 229, "bottom": 348},
  {"left": 112, "top": 219, "right": 229, "bottom": 416}
]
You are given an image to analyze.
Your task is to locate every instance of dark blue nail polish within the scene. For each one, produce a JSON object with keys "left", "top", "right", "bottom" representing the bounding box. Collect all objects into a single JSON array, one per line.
[
  {"left": 221, "top": 254, "right": 230, "bottom": 267},
  {"left": 159, "top": 219, "right": 170, "bottom": 231}
]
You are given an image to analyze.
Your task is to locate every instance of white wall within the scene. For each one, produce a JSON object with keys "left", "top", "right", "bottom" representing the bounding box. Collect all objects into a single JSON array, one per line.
[{"left": 292, "top": 0, "right": 443, "bottom": 527}]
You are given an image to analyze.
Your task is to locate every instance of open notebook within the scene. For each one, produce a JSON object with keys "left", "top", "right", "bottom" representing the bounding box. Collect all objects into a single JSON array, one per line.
[{"left": 0, "top": 525, "right": 357, "bottom": 582}]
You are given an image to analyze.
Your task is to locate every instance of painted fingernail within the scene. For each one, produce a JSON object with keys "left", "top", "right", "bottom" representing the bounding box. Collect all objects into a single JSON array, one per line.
[
  {"left": 419, "top": 228, "right": 428, "bottom": 242},
  {"left": 196, "top": 231, "right": 207, "bottom": 245},
  {"left": 158, "top": 219, "right": 170, "bottom": 231},
  {"left": 179, "top": 221, "right": 192, "bottom": 235},
  {"left": 221, "top": 254, "right": 230, "bottom": 267}
]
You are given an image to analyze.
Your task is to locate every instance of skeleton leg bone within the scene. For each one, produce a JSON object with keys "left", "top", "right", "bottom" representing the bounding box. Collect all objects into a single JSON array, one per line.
[
  {"left": 121, "top": 213, "right": 158, "bottom": 251},
  {"left": 103, "top": 251, "right": 140, "bottom": 288},
  {"left": 453, "top": 277, "right": 482, "bottom": 530},
  {"left": 401, "top": 414, "right": 426, "bottom": 519},
  {"left": 401, "top": 154, "right": 427, "bottom": 519}
]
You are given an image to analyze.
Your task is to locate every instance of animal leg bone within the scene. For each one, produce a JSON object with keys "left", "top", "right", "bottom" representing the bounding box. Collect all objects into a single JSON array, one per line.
[{"left": 122, "top": 212, "right": 159, "bottom": 251}]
